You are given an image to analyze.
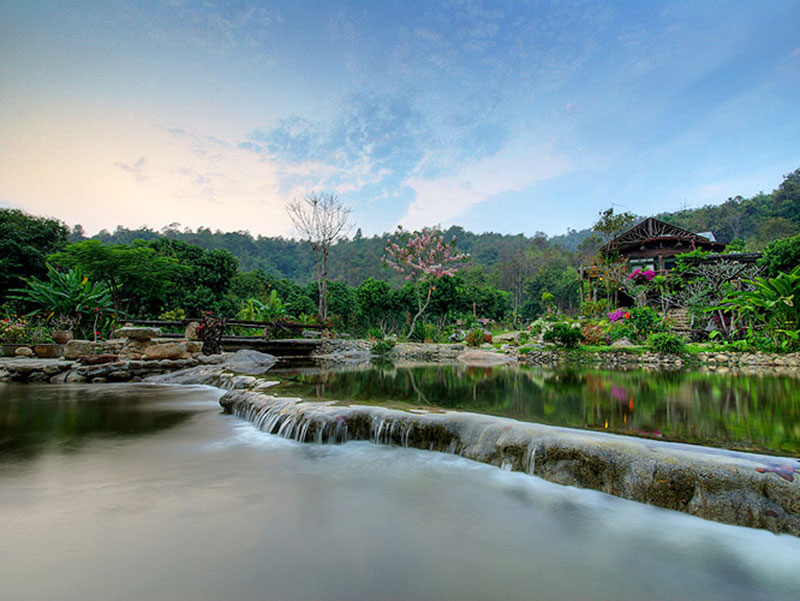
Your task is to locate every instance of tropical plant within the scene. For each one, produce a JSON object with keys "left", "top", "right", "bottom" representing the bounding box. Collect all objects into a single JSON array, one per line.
[
  {"left": 645, "top": 332, "right": 686, "bottom": 354},
  {"left": 543, "top": 322, "right": 583, "bottom": 347},
  {"left": 11, "top": 264, "right": 113, "bottom": 333},
  {"left": 371, "top": 340, "right": 395, "bottom": 356},
  {"left": 715, "top": 265, "right": 800, "bottom": 350}
]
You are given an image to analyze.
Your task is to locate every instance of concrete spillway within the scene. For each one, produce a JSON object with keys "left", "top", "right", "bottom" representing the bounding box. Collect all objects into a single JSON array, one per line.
[{"left": 155, "top": 366, "right": 800, "bottom": 536}]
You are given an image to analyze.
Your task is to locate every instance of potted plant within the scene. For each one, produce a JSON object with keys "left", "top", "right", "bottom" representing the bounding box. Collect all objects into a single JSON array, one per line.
[
  {"left": 50, "top": 314, "right": 74, "bottom": 344},
  {"left": 1, "top": 314, "right": 32, "bottom": 356},
  {"left": 31, "top": 325, "right": 59, "bottom": 358}
]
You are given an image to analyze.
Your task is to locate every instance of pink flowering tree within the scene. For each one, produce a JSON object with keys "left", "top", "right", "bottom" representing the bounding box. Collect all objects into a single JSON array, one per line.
[{"left": 383, "top": 226, "right": 469, "bottom": 336}]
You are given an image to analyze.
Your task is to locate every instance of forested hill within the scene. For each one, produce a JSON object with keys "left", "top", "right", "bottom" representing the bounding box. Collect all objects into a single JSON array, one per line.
[{"left": 75, "top": 167, "right": 800, "bottom": 283}]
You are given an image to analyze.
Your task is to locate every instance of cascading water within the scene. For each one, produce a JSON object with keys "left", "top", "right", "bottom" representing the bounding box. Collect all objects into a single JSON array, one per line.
[{"left": 220, "top": 387, "right": 800, "bottom": 536}]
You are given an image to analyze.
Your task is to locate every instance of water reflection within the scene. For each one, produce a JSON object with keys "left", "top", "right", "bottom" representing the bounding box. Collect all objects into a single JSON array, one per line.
[
  {"left": 273, "top": 363, "right": 800, "bottom": 456},
  {"left": 0, "top": 383, "right": 195, "bottom": 462}
]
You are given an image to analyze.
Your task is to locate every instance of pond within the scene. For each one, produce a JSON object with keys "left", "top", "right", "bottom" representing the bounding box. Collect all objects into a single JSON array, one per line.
[
  {"left": 2, "top": 382, "right": 799, "bottom": 600},
  {"left": 272, "top": 363, "right": 800, "bottom": 457}
]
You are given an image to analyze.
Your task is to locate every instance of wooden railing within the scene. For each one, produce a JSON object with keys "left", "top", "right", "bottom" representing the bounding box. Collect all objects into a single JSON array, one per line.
[{"left": 127, "top": 318, "right": 325, "bottom": 340}]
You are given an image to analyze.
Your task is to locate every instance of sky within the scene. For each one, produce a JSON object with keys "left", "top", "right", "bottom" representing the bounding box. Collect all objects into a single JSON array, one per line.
[{"left": 1, "top": 0, "right": 799, "bottom": 239}]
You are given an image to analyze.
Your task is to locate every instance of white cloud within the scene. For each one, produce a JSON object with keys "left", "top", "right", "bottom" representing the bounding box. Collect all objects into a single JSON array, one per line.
[
  {"left": 0, "top": 107, "right": 293, "bottom": 236},
  {"left": 400, "top": 135, "right": 574, "bottom": 230}
]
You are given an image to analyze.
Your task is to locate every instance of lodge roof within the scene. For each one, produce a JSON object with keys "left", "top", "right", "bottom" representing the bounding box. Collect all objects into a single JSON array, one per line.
[{"left": 600, "top": 217, "right": 726, "bottom": 254}]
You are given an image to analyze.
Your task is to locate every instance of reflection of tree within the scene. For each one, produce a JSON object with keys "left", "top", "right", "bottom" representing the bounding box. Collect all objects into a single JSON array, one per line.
[
  {"left": 0, "top": 388, "right": 192, "bottom": 464},
  {"left": 278, "top": 364, "right": 800, "bottom": 456}
]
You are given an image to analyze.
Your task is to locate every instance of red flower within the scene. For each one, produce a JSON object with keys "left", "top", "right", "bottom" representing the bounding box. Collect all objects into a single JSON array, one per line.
[{"left": 624, "top": 312, "right": 631, "bottom": 319}]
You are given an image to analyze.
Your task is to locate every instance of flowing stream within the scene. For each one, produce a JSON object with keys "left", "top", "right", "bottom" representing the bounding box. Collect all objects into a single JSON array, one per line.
[{"left": 1, "top": 382, "right": 799, "bottom": 601}]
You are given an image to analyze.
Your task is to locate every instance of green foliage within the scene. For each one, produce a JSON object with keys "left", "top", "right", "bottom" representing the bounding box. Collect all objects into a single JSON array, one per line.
[
  {"left": 371, "top": 339, "right": 395, "bottom": 356},
  {"left": 580, "top": 298, "right": 610, "bottom": 318},
  {"left": 11, "top": 264, "right": 113, "bottom": 332},
  {"left": 758, "top": 234, "right": 800, "bottom": 277},
  {"left": 356, "top": 278, "right": 393, "bottom": 323},
  {"left": 604, "top": 307, "right": 665, "bottom": 343},
  {"left": 542, "top": 322, "right": 583, "bottom": 347},
  {"left": 465, "top": 328, "right": 485, "bottom": 347},
  {"left": 645, "top": 332, "right": 686, "bottom": 354},
  {"left": 237, "top": 291, "right": 288, "bottom": 322},
  {"left": 593, "top": 208, "right": 637, "bottom": 242},
  {"left": 672, "top": 249, "right": 714, "bottom": 274},
  {"left": 0, "top": 209, "right": 69, "bottom": 302},
  {"left": 410, "top": 321, "right": 438, "bottom": 342},
  {"left": 715, "top": 266, "right": 800, "bottom": 351},
  {"left": 726, "top": 238, "right": 747, "bottom": 252},
  {"left": 49, "top": 239, "right": 184, "bottom": 316},
  {"left": 158, "top": 307, "right": 186, "bottom": 321}
]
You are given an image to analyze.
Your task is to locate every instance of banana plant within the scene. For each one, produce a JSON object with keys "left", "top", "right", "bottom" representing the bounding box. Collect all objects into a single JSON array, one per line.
[
  {"left": 11, "top": 264, "right": 113, "bottom": 330},
  {"left": 714, "top": 266, "right": 800, "bottom": 346}
]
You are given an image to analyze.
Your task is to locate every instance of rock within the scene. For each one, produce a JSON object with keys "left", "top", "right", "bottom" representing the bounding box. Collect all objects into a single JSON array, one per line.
[
  {"left": 143, "top": 342, "right": 190, "bottom": 360},
  {"left": 113, "top": 326, "right": 161, "bottom": 340},
  {"left": 15, "top": 347, "right": 33, "bottom": 357},
  {"left": 184, "top": 321, "right": 200, "bottom": 341},
  {"left": 458, "top": 350, "right": 515, "bottom": 367},
  {"left": 222, "top": 349, "right": 277, "bottom": 375},
  {"left": 185, "top": 341, "right": 203, "bottom": 354},
  {"left": 493, "top": 331, "right": 521, "bottom": 343},
  {"left": 63, "top": 340, "right": 96, "bottom": 360},
  {"left": 611, "top": 338, "right": 634, "bottom": 348},
  {"left": 79, "top": 354, "right": 118, "bottom": 365},
  {"left": 122, "top": 339, "right": 152, "bottom": 352},
  {"left": 64, "top": 371, "right": 87, "bottom": 383}
]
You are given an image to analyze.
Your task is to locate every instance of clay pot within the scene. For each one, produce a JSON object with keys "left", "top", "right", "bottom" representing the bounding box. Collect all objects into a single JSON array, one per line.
[
  {"left": 2, "top": 343, "right": 30, "bottom": 357},
  {"left": 52, "top": 330, "right": 73, "bottom": 344},
  {"left": 33, "top": 344, "right": 59, "bottom": 358}
]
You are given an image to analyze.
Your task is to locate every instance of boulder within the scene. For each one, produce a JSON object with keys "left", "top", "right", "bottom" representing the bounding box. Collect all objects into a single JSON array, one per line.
[
  {"left": 493, "top": 331, "right": 521, "bottom": 343},
  {"left": 458, "top": 350, "right": 515, "bottom": 367},
  {"left": 63, "top": 340, "right": 97, "bottom": 360},
  {"left": 185, "top": 340, "right": 203, "bottom": 354},
  {"left": 143, "top": 342, "right": 190, "bottom": 360},
  {"left": 113, "top": 326, "right": 161, "bottom": 340},
  {"left": 222, "top": 349, "right": 277, "bottom": 375},
  {"left": 15, "top": 347, "right": 34, "bottom": 357},
  {"left": 611, "top": 337, "right": 634, "bottom": 348},
  {"left": 184, "top": 321, "right": 200, "bottom": 341}
]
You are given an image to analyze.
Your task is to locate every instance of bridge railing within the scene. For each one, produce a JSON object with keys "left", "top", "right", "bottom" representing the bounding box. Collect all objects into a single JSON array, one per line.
[{"left": 127, "top": 318, "right": 325, "bottom": 340}]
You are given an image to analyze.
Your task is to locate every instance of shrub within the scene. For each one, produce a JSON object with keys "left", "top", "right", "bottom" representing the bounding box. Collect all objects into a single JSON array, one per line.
[
  {"left": 465, "top": 328, "right": 485, "bottom": 347},
  {"left": 0, "top": 314, "right": 31, "bottom": 344},
  {"left": 646, "top": 333, "right": 686, "bottom": 355},
  {"left": 581, "top": 323, "right": 607, "bottom": 345},
  {"left": 371, "top": 340, "right": 395, "bottom": 356},
  {"left": 543, "top": 322, "right": 583, "bottom": 348},
  {"left": 367, "top": 327, "right": 383, "bottom": 340},
  {"left": 410, "top": 321, "right": 438, "bottom": 342}
]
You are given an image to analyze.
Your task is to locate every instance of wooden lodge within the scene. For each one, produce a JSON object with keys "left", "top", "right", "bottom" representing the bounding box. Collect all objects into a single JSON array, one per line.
[{"left": 597, "top": 217, "right": 726, "bottom": 274}]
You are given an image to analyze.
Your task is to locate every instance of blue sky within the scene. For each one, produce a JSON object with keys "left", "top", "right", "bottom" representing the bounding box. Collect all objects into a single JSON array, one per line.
[{"left": 1, "top": 0, "right": 798, "bottom": 238}]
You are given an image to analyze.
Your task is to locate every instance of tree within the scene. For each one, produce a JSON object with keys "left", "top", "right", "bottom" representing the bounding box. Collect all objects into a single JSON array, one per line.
[
  {"left": 383, "top": 226, "right": 469, "bottom": 335},
  {"left": 49, "top": 239, "right": 184, "bottom": 317},
  {"left": 0, "top": 209, "right": 69, "bottom": 302},
  {"left": 286, "top": 192, "right": 353, "bottom": 321},
  {"left": 759, "top": 234, "right": 800, "bottom": 276},
  {"left": 593, "top": 208, "right": 637, "bottom": 242}
]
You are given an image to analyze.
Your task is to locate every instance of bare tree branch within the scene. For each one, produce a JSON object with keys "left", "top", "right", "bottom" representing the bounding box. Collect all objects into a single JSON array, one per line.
[{"left": 286, "top": 192, "right": 353, "bottom": 321}]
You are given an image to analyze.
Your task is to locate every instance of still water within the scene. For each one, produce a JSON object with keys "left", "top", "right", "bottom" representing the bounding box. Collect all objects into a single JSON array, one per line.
[
  {"left": 1, "top": 382, "right": 800, "bottom": 601},
  {"left": 274, "top": 363, "right": 800, "bottom": 456}
]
